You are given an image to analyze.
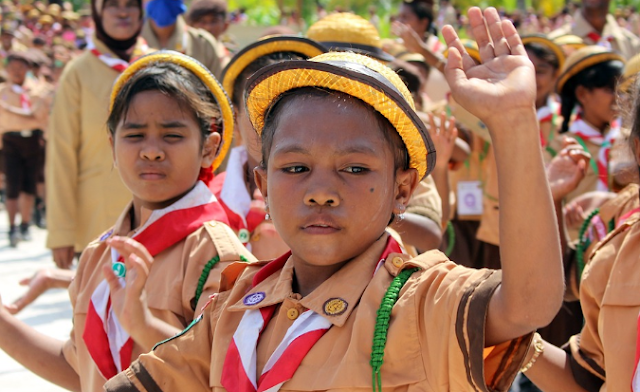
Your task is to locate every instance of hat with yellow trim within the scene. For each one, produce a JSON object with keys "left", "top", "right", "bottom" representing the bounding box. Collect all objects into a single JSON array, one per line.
[
  {"left": 553, "top": 34, "right": 585, "bottom": 48},
  {"left": 556, "top": 45, "right": 625, "bottom": 94},
  {"left": 221, "top": 35, "right": 327, "bottom": 104},
  {"left": 109, "top": 51, "right": 234, "bottom": 174},
  {"left": 245, "top": 52, "right": 435, "bottom": 179},
  {"left": 521, "top": 34, "right": 566, "bottom": 70},
  {"left": 443, "top": 39, "right": 481, "bottom": 64},
  {"left": 619, "top": 52, "right": 640, "bottom": 93},
  {"left": 306, "top": 13, "right": 394, "bottom": 62}
]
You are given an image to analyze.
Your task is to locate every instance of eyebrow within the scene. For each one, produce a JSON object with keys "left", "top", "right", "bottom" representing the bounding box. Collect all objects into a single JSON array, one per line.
[
  {"left": 274, "top": 143, "right": 378, "bottom": 156},
  {"left": 121, "top": 120, "right": 188, "bottom": 129}
]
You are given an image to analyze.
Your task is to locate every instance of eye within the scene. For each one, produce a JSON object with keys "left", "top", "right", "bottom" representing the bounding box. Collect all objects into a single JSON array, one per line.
[
  {"left": 283, "top": 166, "right": 308, "bottom": 174},
  {"left": 123, "top": 133, "right": 143, "bottom": 139},
  {"left": 343, "top": 166, "right": 368, "bottom": 174},
  {"left": 164, "top": 134, "right": 184, "bottom": 141}
]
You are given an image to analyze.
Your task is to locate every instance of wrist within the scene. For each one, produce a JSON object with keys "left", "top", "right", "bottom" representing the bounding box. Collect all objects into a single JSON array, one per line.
[{"left": 521, "top": 332, "right": 544, "bottom": 373}]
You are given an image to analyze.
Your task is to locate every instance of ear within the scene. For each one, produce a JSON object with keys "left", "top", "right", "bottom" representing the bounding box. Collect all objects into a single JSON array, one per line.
[
  {"left": 201, "top": 131, "right": 222, "bottom": 168},
  {"left": 393, "top": 168, "right": 419, "bottom": 214},
  {"left": 575, "top": 85, "right": 590, "bottom": 106},
  {"left": 254, "top": 166, "right": 268, "bottom": 200}
]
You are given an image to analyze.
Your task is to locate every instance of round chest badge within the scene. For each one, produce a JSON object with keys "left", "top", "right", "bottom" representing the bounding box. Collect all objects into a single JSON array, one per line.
[
  {"left": 238, "top": 229, "right": 250, "bottom": 243},
  {"left": 464, "top": 193, "right": 476, "bottom": 208},
  {"left": 112, "top": 262, "right": 126, "bottom": 278},
  {"left": 323, "top": 298, "right": 348, "bottom": 316},
  {"left": 243, "top": 291, "right": 266, "bottom": 306}
]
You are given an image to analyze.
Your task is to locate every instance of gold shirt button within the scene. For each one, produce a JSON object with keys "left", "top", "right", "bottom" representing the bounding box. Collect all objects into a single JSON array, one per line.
[
  {"left": 287, "top": 308, "right": 299, "bottom": 320},
  {"left": 392, "top": 256, "right": 404, "bottom": 268}
]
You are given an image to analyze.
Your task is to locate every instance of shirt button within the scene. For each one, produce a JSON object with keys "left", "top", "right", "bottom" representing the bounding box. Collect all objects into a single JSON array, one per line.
[
  {"left": 287, "top": 308, "right": 299, "bottom": 320},
  {"left": 392, "top": 256, "right": 404, "bottom": 268}
]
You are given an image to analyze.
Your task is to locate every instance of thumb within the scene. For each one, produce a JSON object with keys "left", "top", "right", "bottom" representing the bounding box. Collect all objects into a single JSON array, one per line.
[
  {"left": 443, "top": 47, "right": 468, "bottom": 88},
  {"left": 18, "top": 277, "right": 32, "bottom": 286}
]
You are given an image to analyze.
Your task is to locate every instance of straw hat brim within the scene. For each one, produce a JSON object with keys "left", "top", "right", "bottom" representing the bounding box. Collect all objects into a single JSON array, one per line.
[
  {"left": 109, "top": 51, "right": 234, "bottom": 173},
  {"left": 521, "top": 34, "right": 566, "bottom": 71},
  {"left": 318, "top": 41, "right": 394, "bottom": 62},
  {"left": 221, "top": 35, "right": 327, "bottom": 103},
  {"left": 245, "top": 59, "right": 435, "bottom": 179},
  {"left": 556, "top": 51, "right": 625, "bottom": 94}
]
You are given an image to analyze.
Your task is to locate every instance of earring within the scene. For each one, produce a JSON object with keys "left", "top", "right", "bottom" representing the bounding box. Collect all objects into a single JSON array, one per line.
[
  {"left": 264, "top": 203, "right": 270, "bottom": 221},
  {"left": 397, "top": 204, "right": 406, "bottom": 222}
]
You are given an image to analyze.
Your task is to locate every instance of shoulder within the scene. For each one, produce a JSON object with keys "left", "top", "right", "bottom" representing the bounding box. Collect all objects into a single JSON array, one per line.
[{"left": 188, "top": 26, "right": 217, "bottom": 46}]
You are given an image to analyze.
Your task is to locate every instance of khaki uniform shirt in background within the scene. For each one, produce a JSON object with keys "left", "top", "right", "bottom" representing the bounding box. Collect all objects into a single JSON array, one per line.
[
  {"left": 142, "top": 16, "right": 223, "bottom": 78},
  {"left": 550, "top": 12, "right": 640, "bottom": 60},
  {"left": 564, "top": 214, "right": 640, "bottom": 392},
  {"left": 62, "top": 203, "right": 255, "bottom": 392},
  {"left": 0, "top": 80, "right": 52, "bottom": 137},
  {"left": 46, "top": 38, "right": 134, "bottom": 251},
  {"left": 106, "top": 232, "right": 532, "bottom": 392},
  {"left": 406, "top": 175, "right": 442, "bottom": 226}
]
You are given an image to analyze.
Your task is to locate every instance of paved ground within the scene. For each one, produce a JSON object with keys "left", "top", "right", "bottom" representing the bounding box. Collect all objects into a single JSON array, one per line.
[{"left": 0, "top": 209, "right": 72, "bottom": 392}]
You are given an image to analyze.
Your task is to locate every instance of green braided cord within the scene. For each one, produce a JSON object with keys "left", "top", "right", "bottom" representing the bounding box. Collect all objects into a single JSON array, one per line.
[
  {"left": 444, "top": 221, "right": 455, "bottom": 257},
  {"left": 576, "top": 208, "right": 600, "bottom": 281},
  {"left": 370, "top": 267, "right": 419, "bottom": 392},
  {"left": 193, "top": 255, "right": 250, "bottom": 306},
  {"left": 608, "top": 218, "right": 615, "bottom": 232},
  {"left": 545, "top": 145, "right": 557, "bottom": 158}
]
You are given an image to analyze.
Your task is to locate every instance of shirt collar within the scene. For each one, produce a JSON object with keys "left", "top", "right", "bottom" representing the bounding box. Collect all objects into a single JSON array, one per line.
[{"left": 227, "top": 232, "right": 402, "bottom": 327}]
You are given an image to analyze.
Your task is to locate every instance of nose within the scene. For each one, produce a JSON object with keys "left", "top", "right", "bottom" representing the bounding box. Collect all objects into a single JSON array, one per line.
[
  {"left": 303, "top": 171, "right": 340, "bottom": 207},
  {"left": 140, "top": 142, "right": 165, "bottom": 161}
]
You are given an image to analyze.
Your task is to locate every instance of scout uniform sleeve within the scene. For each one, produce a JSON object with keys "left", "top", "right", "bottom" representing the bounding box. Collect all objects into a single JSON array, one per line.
[
  {"left": 196, "top": 29, "right": 222, "bottom": 79},
  {"left": 45, "top": 61, "right": 82, "bottom": 249},
  {"left": 104, "top": 291, "right": 228, "bottom": 392},
  {"left": 414, "top": 259, "right": 531, "bottom": 391},
  {"left": 562, "top": 234, "right": 618, "bottom": 391},
  {"left": 406, "top": 176, "right": 443, "bottom": 225}
]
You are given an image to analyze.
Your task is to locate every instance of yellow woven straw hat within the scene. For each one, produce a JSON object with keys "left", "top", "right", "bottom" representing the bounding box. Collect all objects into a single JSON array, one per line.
[
  {"left": 619, "top": 52, "right": 640, "bottom": 93},
  {"left": 307, "top": 13, "right": 394, "bottom": 62},
  {"left": 109, "top": 51, "right": 234, "bottom": 173},
  {"left": 221, "top": 35, "right": 327, "bottom": 103},
  {"left": 521, "top": 34, "right": 566, "bottom": 70},
  {"left": 245, "top": 52, "right": 435, "bottom": 179},
  {"left": 443, "top": 39, "right": 481, "bottom": 64},
  {"left": 556, "top": 45, "right": 625, "bottom": 94},
  {"left": 553, "top": 34, "right": 586, "bottom": 50}
]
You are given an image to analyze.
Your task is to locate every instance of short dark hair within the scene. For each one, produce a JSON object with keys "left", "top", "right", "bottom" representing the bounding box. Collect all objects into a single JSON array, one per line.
[
  {"left": 107, "top": 62, "right": 221, "bottom": 143},
  {"left": 524, "top": 42, "right": 560, "bottom": 70},
  {"left": 559, "top": 60, "right": 624, "bottom": 133},
  {"left": 259, "top": 87, "right": 410, "bottom": 172},
  {"left": 186, "top": 0, "right": 227, "bottom": 24}
]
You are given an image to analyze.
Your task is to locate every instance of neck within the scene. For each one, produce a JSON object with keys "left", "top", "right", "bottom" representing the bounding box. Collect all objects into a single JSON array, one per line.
[
  {"left": 581, "top": 7, "right": 607, "bottom": 33},
  {"left": 535, "top": 95, "right": 549, "bottom": 110},
  {"left": 150, "top": 19, "right": 176, "bottom": 47},
  {"left": 244, "top": 156, "right": 260, "bottom": 195},
  {"left": 292, "top": 260, "right": 348, "bottom": 297},
  {"left": 581, "top": 111, "right": 608, "bottom": 133}
]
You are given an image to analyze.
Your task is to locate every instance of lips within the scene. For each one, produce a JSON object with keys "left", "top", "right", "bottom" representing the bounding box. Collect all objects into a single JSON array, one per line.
[
  {"left": 302, "top": 215, "right": 341, "bottom": 234},
  {"left": 139, "top": 170, "right": 166, "bottom": 180}
]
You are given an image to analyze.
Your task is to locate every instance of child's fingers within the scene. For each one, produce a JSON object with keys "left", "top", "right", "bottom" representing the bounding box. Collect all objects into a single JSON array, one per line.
[
  {"left": 108, "top": 237, "right": 153, "bottom": 270},
  {"left": 484, "top": 8, "right": 510, "bottom": 57},
  {"left": 442, "top": 47, "right": 469, "bottom": 89},
  {"left": 442, "top": 25, "right": 476, "bottom": 71},
  {"left": 468, "top": 7, "right": 494, "bottom": 63},
  {"left": 501, "top": 20, "right": 526, "bottom": 57},
  {"left": 102, "top": 264, "right": 122, "bottom": 293},
  {"left": 124, "top": 254, "right": 150, "bottom": 296},
  {"left": 428, "top": 112, "right": 438, "bottom": 135}
]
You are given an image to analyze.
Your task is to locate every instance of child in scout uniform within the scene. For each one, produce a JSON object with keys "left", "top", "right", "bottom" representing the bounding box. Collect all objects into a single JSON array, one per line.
[
  {"left": 0, "top": 52, "right": 254, "bottom": 392},
  {"left": 211, "top": 35, "right": 326, "bottom": 260},
  {"left": 522, "top": 78, "right": 640, "bottom": 392},
  {"left": 105, "top": 7, "right": 565, "bottom": 392}
]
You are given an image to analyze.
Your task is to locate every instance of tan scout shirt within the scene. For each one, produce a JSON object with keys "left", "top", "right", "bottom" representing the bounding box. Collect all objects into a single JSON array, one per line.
[
  {"left": 62, "top": 203, "right": 255, "bottom": 392},
  {"left": 550, "top": 11, "right": 640, "bottom": 60},
  {"left": 142, "top": 16, "right": 223, "bottom": 78},
  {"left": 0, "top": 81, "right": 52, "bottom": 136},
  {"left": 46, "top": 38, "right": 142, "bottom": 252},
  {"left": 564, "top": 214, "right": 640, "bottom": 392},
  {"left": 406, "top": 175, "right": 442, "bottom": 226},
  {"left": 106, "top": 233, "right": 531, "bottom": 392}
]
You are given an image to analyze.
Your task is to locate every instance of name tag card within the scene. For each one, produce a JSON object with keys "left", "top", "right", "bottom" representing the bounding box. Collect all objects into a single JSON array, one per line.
[{"left": 457, "top": 181, "right": 483, "bottom": 216}]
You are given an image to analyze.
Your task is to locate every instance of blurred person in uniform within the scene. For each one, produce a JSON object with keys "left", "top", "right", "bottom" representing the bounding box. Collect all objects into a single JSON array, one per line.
[
  {"left": 0, "top": 52, "right": 51, "bottom": 246},
  {"left": 186, "top": 0, "right": 230, "bottom": 68},
  {"left": 142, "top": 0, "right": 224, "bottom": 77}
]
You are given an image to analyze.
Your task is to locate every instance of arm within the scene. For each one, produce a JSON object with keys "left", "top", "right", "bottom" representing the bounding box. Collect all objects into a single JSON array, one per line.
[
  {"left": 443, "top": 7, "right": 563, "bottom": 346},
  {"left": 4, "top": 268, "right": 75, "bottom": 314},
  {"left": 392, "top": 21, "right": 446, "bottom": 74},
  {"left": 46, "top": 63, "right": 81, "bottom": 266},
  {"left": 0, "top": 297, "right": 81, "bottom": 391}
]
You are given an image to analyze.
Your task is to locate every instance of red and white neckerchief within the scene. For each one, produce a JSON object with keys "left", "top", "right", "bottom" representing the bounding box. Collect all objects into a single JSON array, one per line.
[
  {"left": 221, "top": 236, "right": 404, "bottom": 392},
  {"left": 83, "top": 181, "right": 229, "bottom": 380},
  {"left": 536, "top": 96, "right": 559, "bottom": 147},
  {"left": 569, "top": 112, "right": 619, "bottom": 191},
  {"left": 11, "top": 84, "right": 31, "bottom": 110},
  {"left": 87, "top": 37, "right": 149, "bottom": 73},
  {"left": 586, "top": 31, "right": 614, "bottom": 49}
]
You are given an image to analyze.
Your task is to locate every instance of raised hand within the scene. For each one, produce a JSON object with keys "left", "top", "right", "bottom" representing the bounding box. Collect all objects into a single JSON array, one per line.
[
  {"left": 423, "top": 111, "right": 458, "bottom": 169},
  {"left": 442, "top": 7, "right": 536, "bottom": 126},
  {"left": 4, "top": 269, "right": 75, "bottom": 314},
  {"left": 547, "top": 147, "right": 590, "bottom": 202}
]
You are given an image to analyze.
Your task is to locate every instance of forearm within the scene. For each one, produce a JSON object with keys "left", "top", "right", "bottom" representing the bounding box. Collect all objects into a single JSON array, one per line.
[
  {"left": 0, "top": 312, "right": 80, "bottom": 391},
  {"left": 555, "top": 199, "right": 571, "bottom": 258},
  {"left": 431, "top": 167, "right": 451, "bottom": 227},
  {"left": 416, "top": 41, "right": 446, "bottom": 74},
  {"left": 524, "top": 341, "right": 588, "bottom": 392},
  {"left": 486, "top": 110, "right": 564, "bottom": 343}
]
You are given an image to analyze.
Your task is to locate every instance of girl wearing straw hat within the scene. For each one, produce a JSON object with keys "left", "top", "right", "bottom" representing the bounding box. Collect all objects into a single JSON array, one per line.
[
  {"left": 107, "top": 7, "right": 566, "bottom": 392},
  {"left": 0, "top": 52, "right": 254, "bottom": 392}
]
